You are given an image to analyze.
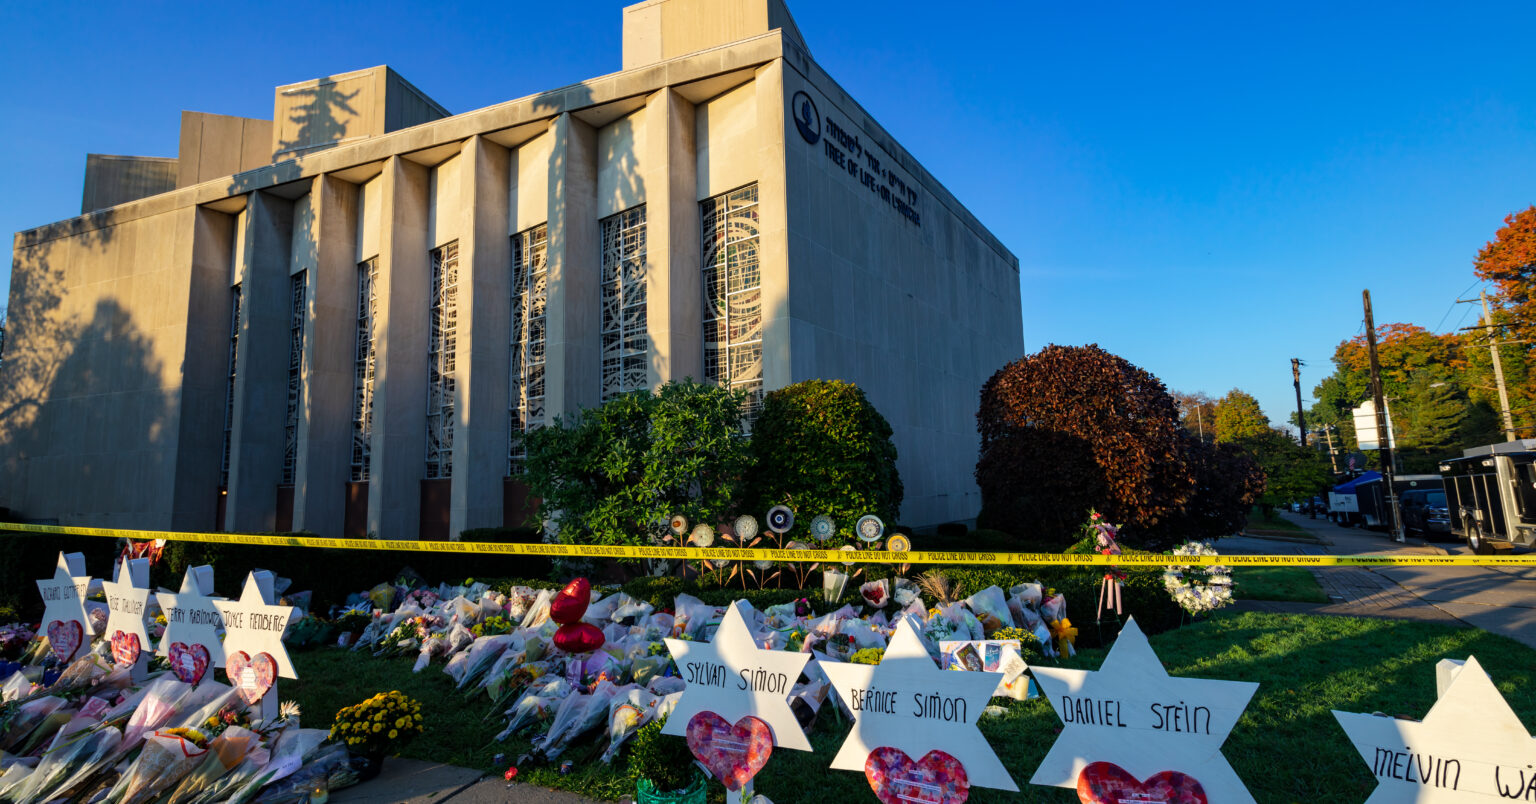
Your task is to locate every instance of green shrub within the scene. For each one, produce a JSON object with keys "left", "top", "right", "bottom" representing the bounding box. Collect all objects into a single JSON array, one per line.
[
  {"left": 522, "top": 381, "right": 752, "bottom": 548},
  {"left": 744, "top": 380, "right": 902, "bottom": 540},
  {"left": 626, "top": 718, "right": 698, "bottom": 792}
]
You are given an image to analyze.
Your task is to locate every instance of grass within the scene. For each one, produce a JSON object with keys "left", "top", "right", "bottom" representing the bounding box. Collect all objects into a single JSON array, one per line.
[
  {"left": 1246, "top": 507, "right": 1309, "bottom": 535},
  {"left": 283, "top": 612, "right": 1536, "bottom": 803},
  {"left": 1233, "top": 566, "right": 1329, "bottom": 603}
]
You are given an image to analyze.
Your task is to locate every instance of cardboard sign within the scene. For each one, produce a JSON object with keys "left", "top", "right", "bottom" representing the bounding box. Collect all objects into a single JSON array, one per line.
[
  {"left": 100, "top": 558, "right": 153, "bottom": 673},
  {"left": 37, "top": 552, "right": 94, "bottom": 663},
  {"left": 1334, "top": 655, "right": 1536, "bottom": 802},
  {"left": 156, "top": 565, "right": 225, "bottom": 677},
  {"left": 664, "top": 600, "right": 813, "bottom": 751},
  {"left": 819, "top": 616, "right": 1018, "bottom": 792},
  {"left": 1029, "top": 617, "right": 1258, "bottom": 803}
]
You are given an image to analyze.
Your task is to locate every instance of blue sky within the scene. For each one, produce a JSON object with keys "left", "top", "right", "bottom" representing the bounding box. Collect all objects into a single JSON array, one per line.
[{"left": 3, "top": 1, "right": 1534, "bottom": 427}]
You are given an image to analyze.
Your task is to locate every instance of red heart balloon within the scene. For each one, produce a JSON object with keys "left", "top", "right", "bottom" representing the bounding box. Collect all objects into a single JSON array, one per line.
[
  {"left": 553, "top": 622, "right": 605, "bottom": 653},
  {"left": 685, "top": 712, "right": 774, "bottom": 791},
  {"left": 864, "top": 746, "right": 969, "bottom": 804},
  {"left": 1077, "top": 762, "right": 1207, "bottom": 804},
  {"left": 550, "top": 578, "right": 591, "bottom": 625}
]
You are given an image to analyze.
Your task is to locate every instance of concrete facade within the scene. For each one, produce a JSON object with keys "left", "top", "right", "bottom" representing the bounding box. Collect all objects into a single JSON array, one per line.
[{"left": 1, "top": 0, "right": 1021, "bottom": 538}]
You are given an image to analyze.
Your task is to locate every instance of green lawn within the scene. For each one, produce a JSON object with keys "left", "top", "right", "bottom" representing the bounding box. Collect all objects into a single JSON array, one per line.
[
  {"left": 284, "top": 612, "right": 1536, "bottom": 803},
  {"left": 1233, "top": 566, "right": 1329, "bottom": 603},
  {"left": 1246, "top": 507, "right": 1309, "bottom": 534}
]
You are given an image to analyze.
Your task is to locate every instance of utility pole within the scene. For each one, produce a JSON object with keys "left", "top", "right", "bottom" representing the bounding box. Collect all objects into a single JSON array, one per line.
[
  {"left": 1363, "top": 290, "right": 1404, "bottom": 542},
  {"left": 1480, "top": 290, "right": 1517, "bottom": 441},
  {"left": 1322, "top": 425, "right": 1339, "bottom": 473},
  {"left": 1292, "top": 358, "right": 1307, "bottom": 446},
  {"left": 1196, "top": 406, "right": 1204, "bottom": 441}
]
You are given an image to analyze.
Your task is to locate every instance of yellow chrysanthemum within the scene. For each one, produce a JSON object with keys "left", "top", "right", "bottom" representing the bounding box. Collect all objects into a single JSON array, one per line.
[{"left": 389, "top": 729, "right": 398, "bottom": 739}]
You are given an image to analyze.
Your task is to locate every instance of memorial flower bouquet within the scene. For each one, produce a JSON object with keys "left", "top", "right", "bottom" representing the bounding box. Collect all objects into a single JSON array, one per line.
[
  {"left": 1162, "top": 540, "right": 1234, "bottom": 615},
  {"left": 329, "top": 690, "right": 423, "bottom": 756},
  {"left": 105, "top": 726, "right": 210, "bottom": 804},
  {"left": 471, "top": 615, "right": 513, "bottom": 638}
]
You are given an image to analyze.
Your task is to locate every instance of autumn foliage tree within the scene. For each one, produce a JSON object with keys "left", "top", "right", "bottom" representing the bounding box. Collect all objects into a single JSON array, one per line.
[
  {"left": 976, "top": 344, "right": 1258, "bottom": 549},
  {"left": 1475, "top": 206, "right": 1536, "bottom": 343}
]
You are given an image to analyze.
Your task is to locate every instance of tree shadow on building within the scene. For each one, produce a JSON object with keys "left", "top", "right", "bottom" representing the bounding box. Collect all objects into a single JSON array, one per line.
[{"left": 275, "top": 82, "right": 361, "bottom": 161}]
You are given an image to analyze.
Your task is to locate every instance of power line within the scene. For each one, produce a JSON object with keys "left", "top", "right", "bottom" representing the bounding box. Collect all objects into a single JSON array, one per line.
[{"left": 1436, "top": 279, "right": 1484, "bottom": 333}]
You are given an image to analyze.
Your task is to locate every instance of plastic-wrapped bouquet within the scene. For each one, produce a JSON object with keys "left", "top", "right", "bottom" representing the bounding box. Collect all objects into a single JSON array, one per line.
[{"left": 329, "top": 691, "right": 423, "bottom": 755}]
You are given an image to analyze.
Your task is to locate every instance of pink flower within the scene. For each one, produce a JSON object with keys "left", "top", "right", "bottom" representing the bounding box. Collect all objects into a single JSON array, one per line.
[{"left": 504, "top": 766, "right": 518, "bottom": 781}]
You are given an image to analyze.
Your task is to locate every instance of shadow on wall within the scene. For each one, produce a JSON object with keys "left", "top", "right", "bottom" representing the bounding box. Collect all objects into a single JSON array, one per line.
[
  {"left": 0, "top": 211, "right": 172, "bottom": 524},
  {"left": 276, "top": 83, "right": 361, "bottom": 160}
]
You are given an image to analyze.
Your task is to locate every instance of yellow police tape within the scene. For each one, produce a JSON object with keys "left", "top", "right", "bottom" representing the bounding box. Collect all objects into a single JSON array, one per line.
[{"left": 4, "top": 522, "right": 1534, "bottom": 567}]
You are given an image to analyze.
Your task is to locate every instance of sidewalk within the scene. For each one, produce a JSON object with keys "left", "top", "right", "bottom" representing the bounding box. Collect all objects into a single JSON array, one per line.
[
  {"left": 1226, "top": 512, "right": 1536, "bottom": 646},
  {"left": 330, "top": 758, "right": 606, "bottom": 804}
]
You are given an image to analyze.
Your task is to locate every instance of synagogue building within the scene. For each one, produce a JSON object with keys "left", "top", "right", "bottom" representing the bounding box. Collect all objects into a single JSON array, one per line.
[{"left": 1, "top": 0, "right": 1022, "bottom": 541}]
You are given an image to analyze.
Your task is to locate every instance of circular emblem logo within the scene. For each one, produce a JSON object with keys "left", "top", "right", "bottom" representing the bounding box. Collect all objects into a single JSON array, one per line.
[
  {"left": 792, "top": 91, "right": 820, "bottom": 145},
  {"left": 855, "top": 515, "right": 885, "bottom": 544},
  {"left": 766, "top": 505, "right": 796, "bottom": 534}
]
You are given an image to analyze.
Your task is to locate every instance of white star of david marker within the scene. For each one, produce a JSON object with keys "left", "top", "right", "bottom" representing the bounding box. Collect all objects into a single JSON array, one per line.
[
  {"left": 663, "top": 599, "right": 813, "bottom": 751},
  {"left": 100, "top": 558, "right": 153, "bottom": 659},
  {"left": 1030, "top": 616, "right": 1258, "bottom": 803},
  {"left": 820, "top": 615, "right": 1018, "bottom": 791},
  {"left": 37, "top": 552, "right": 94, "bottom": 649},
  {"left": 156, "top": 564, "right": 227, "bottom": 667},
  {"left": 1334, "top": 655, "right": 1536, "bottom": 802},
  {"left": 213, "top": 571, "right": 300, "bottom": 679}
]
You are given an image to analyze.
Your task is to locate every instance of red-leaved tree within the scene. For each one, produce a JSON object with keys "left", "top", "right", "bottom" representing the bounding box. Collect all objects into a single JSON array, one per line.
[{"left": 976, "top": 344, "right": 1257, "bottom": 549}]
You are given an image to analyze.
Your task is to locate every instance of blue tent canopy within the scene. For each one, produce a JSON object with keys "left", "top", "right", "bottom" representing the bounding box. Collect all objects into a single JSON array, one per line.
[{"left": 1332, "top": 471, "right": 1382, "bottom": 494}]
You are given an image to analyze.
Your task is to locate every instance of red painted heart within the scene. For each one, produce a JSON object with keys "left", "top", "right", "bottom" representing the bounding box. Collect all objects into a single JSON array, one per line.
[
  {"left": 1077, "top": 761, "right": 1207, "bottom": 804},
  {"left": 110, "top": 630, "right": 141, "bottom": 666},
  {"left": 168, "top": 642, "right": 211, "bottom": 684},
  {"left": 684, "top": 712, "right": 774, "bottom": 791},
  {"left": 46, "top": 619, "right": 83, "bottom": 663},
  {"left": 864, "top": 747, "right": 970, "bottom": 804},
  {"left": 227, "top": 650, "right": 277, "bottom": 706}
]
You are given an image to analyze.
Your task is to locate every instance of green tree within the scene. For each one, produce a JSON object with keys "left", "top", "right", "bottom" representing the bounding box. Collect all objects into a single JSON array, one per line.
[
  {"left": 744, "top": 380, "right": 903, "bottom": 537},
  {"left": 521, "top": 380, "right": 752, "bottom": 546},
  {"left": 1241, "top": 428, "right": 1331, "bottom": 509},
  {"left": 1214, "top": 389, "right": 1269, "bottom": 443},
  {"left": 1396, "top": 376, "right": 1468, "bottom": 471},
  {"left": 1172, "top": 390, "right": 1218, "bottom": 442}
]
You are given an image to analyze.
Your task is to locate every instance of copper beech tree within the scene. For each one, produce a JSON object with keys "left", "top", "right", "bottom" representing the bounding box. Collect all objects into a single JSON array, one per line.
[{"left": 975, "top": 344, "right": 1261, "bottom": 549}]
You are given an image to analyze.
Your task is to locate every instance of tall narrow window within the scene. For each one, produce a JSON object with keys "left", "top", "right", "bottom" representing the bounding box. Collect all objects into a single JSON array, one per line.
[
  {"left": 600, "top": 206, "right": 648, "bottom": 400},
  {"left": 220, "top": 285, "right": 242, "bottom": 489},
  {"left": 509, "top": 225, "right": 548, "bottom": 475},
  {"left": 426, "top": 241, "right": 459, "bottom": 479},
  {"left": 702, "top": 184, "right": 763, "bottom": 413},
  {"left": 282, "top": 271, "right": 307, "bottom": 485},
  {"left": 350, "top": 259, "right": 378, "bottom": 482}
]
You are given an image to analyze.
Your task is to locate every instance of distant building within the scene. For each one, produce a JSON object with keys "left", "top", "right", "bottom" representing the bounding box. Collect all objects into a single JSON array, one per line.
[{"left": 1, "top": 0, "right": 1022, "bottom": 540}]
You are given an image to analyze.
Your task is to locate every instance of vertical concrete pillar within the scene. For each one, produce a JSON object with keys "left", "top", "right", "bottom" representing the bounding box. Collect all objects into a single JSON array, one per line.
[
  {"left": 753, "top": 61, "right": 792, "bottom": 390},
  {"left": 448, "top": 136, "right": 512, "bottom": 539},
  {"left": 293, "top": 174, "right": 359, "bottom": 538},
  {"left": 225, "top": 191, "right": 294, "bottom": 532},
  {"left": 369, "top": 156, "right": 431, "bottom": 540},
  {"left": 642, "top": 88, "right": 701, "bottom": 386},
  {"left": 544, "top": 113, "right": 600, "bottom": 418},
  {"left": 171, "top": 207, "right": 237, "bottom": 530}
]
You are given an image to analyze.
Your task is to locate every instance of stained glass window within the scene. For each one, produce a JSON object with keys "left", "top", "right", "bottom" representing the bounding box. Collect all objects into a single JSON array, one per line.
[{"left": 600, "top": 206, "right": 648, "bottom": 401}]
